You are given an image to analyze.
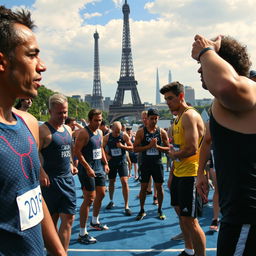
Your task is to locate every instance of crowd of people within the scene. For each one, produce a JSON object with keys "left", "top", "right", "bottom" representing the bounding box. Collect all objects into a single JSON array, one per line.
[{"left": 0, "top": 5, "right": 256, "bottom": 256}]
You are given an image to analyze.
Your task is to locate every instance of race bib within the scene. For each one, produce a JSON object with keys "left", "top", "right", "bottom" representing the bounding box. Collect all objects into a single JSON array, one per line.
[
  {"left": 146, "top": 148, "right": 159, "bottom": 155},
  {"left": 93, "top": 148, "right": 102, "bottom": 160},
  {"left": 16, "top": 185, "right": 44, "bottom": 231},
  {"left": 111, "top": 148, "right": 122, "bottom": 156}
]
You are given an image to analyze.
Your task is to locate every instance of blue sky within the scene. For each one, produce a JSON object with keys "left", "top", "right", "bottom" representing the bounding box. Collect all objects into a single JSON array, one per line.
[{"left": 2, "top": 0, "right": 256, "bottom": 104}]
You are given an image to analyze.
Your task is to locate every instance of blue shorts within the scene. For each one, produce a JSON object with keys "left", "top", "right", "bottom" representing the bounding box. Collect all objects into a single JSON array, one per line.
[
  {"left": 139, "top": 162, "right": 164, "bottom": 183},
  {"left": 42, "top": 175, "right": 76, "bottom": 215},
  {"left": 78, "top": 164, "right": 106, "bottom": 191},
  {"left": 108, "top": 161, "right": 129, "bottom": 179}
]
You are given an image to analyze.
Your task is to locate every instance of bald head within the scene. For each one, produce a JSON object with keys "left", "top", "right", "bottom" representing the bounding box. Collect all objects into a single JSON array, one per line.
[{"left": 112, "top": 121, "right": 122, "bottom": 136}]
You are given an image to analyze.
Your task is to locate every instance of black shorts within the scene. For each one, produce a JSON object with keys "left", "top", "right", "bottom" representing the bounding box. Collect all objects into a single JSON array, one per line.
[
  {"left": 170, "top": 175, "right": 202, "bottom": 217},
  {"left": 139, "top": 162, "right": 164, "bottom": 183},
  {"left": 108, "top": 161, "right": 129, "bottom": 179},
  {"left": 217, "top": 222, "right": 256, "bottom": 256},
  {"left": 42, "top": 175, "right": 76, "bottom": 215},
  {"left": 78, "top": 165, "right": 106, "bottom": 191},
  {"left": 129, "top": 152, "right": 138, "bottom": 163}
]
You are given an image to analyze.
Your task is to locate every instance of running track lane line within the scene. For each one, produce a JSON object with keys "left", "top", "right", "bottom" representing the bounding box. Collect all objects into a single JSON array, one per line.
[{"left": 67, "top": 248, "right": 217, "bottom": 252}]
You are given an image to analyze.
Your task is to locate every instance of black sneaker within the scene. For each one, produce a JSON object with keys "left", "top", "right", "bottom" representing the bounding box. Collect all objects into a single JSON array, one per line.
[
  {"left": 158, "top": 210, "right": 166, "bottom": 220},
  {"left": 90, "top": 222, "right": 109, "bottom": 231},
  {"left": 210, "top": 219, "right": 219, "bottom": 232},
  {"left": 136, "top": 210, "right": 146, "bottom": 221},
  {"left": 177, "top": 251, "right": 195, "bottom": 256},
  {"left": 78, "top": 233, "right": 97, "bottom": 244},
  {"left": 125, "top": 208, "right": 132, "bottom": 216},
  {"left": 106, "top": 201, "right": 115, "bottom": 210}
]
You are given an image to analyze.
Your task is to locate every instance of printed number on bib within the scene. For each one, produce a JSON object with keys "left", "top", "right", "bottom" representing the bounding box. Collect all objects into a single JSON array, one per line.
[
  {"left": 111, "top": 148, "right": 122, "bottom": 156},
  {"left": 93, "top": 148, "right": 102, "bottom": 160},
  {"left": 146, "top": 148, "right": 159, "bottom": 155},
  {"left": 16, "top": 185, "right": 44, "bottom": 231}
]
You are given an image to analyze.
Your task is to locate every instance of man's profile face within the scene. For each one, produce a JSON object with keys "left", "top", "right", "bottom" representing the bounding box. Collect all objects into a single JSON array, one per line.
[
  {"left": 147, "top": 115, "right": 159, "bottom": 128},
  {"left": 198, "top": 66, "right": 207, "bottom": 90},
  {"left": 7, "top": 24, "right": 46, "bottom": 99},
  {"left": 164, "top": 91, "right": 181, "bottom": 114}
]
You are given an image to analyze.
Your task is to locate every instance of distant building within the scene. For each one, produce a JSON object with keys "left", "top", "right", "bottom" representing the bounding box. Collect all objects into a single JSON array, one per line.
[
  {"left": 71, "top": 95, "right": 82, "bottom": 102},
  {"left": 185, "top": 86, "right": 195, "bottom": 106},
  {"left": 195, "top": 98, "right": 213, "bottom": 106},
  {"left": 155, "top": 68, "right": 161, "bottom": 105},
  {"left": 103, "top": 97, "right": 113, "bottom": 111},
  {"left": 168, "top": 70, "right": 172, "bottom": 83},
  {"left": 84, "top": 94, "right": 92, "bottom": 106}
]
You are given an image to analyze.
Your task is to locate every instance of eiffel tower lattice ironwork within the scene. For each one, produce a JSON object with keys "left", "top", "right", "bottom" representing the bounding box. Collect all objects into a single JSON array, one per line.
[
  {"left": 108, "top": 0, "right": 144, "bottom": 122},
  {"left": 91, "top": 30, "right": 103, "bottom": 110}
]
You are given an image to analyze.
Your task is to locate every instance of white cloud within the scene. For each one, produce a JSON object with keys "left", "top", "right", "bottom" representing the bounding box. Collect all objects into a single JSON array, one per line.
[
  {"left": 16, "top": 0, "right": 256, "bottom": 105},
  {"left": 112, "top": 0, "right": 123, "bottom": 8},
  {"left": 83, "top": 12, "right": 102, "bottom": 19}
]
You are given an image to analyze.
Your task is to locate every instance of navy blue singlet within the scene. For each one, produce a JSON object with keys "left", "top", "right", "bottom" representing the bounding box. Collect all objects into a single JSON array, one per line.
[
  {"left": 0, "top": 114, "right": 44, "bottom": 256},
  {"left": 41, "top": 122, "right": 72, "bottom": 177},
  {"left": 106, "top": 132, "right": 126, "bottom": 164},
  {"left": 79, "top": 126, "right": 103, "bottom": 173},
  {"left": 141, "top": 127, "right": 162, "bottom": 164},
  {"left": 210, "top": 114, "right": 256, "bottom": 224}
]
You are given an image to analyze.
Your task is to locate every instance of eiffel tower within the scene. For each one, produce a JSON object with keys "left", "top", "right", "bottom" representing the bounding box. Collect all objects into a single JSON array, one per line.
[
  {"left": 91, "top": 30, "right": 103, "bottom": 110},
  {"left": 108, "top": 0, "right": 144, "bottom": 122}
]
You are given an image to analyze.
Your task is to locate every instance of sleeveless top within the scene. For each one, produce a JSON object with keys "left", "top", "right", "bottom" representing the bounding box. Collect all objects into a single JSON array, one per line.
[
  {"left": 41, "top": 122, "right": 72, "bottom": 177},
  {"left": 79, "top": 126, "right": 104, "bottom": 173},
  {"left": 106, "top": 132, "right": 126, "bottom": 164},
  {"left": 172, "top": 107, "right": 203, "bottom": 177},
  {"left": 141, "top": 126, "right": 162, "bottom": 164},
  {"left": 210, "top": 114, "right": 256, "bottom": 224},
  {"left": 0, "top": 114, "right": 44, "bottom": 255}
]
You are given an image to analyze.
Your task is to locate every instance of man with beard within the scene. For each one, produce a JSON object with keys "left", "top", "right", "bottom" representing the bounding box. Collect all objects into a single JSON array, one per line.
[{"left": 193, "top": 35, "right": 256, "bottom": 256}]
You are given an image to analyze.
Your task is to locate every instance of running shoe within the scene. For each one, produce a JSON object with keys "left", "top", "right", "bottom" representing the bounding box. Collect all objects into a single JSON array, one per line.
[
  {"left": 106, "top": 201, "right": 115, "bottom": 209},
  {"left": 125, "top": 208, "right": 132, "bottom": 216},
  {"left": 171, "top": 232, "right": 184, "bottom": 241},
  {"left": 177, "top": 250, "right": 194, "bottom": 256},
  {"left": 153, "top": 196, "right": 158, "bottom": 205},
  {"left": 78, "top": 233, "right": 97, "bottom": 244},
  {"left": 158, "top": 210, "right": 166, "bottom": 220},
  {"left": 136, "top": 210, "right": 146, "bottom": 221},
  {"left": 209, "top": 219, "right": 219, "bottom": 232},
  {"left": 90, "top": 222, "right": 109, "bottom": 231}
]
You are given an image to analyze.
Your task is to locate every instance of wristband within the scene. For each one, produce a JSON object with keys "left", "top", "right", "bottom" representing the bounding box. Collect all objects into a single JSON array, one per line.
[{"left": 198, "top": 47, "right": 214, "bottom": 61}]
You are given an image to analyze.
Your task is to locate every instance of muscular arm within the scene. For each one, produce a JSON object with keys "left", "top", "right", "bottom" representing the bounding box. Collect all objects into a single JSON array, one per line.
[
  {"left": 118, "top": 133, "right": 133, "bottom": 151},
  {"left": 192, "top": 35, "right": 256, "bottom": 111},
  {"left": 103, "top": 134, "right": 111, "bottom": 161},
  {"left": 156, "top": 129, "right": 170, "bottom": 152}
]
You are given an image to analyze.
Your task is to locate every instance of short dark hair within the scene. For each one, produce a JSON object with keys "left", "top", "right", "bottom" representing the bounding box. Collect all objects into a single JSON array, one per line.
[
  {"left": 218, "top": 36, "right": 251, "bottom": 76},
  {"left": 160, "top": 81, "right": 184, "bottom": 96},
  {"left": 0, "top": 6, "right": 35, "bottom": 57},
  {"left": 88, "top": 109, "right": 102, "bottom": 121},
  {"left": 65, "top": 117, "right": 76, "bottom": 125}
]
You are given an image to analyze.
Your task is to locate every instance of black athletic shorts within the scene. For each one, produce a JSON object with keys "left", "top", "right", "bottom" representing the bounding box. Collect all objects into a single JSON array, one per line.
[
  {"left": 170, "top": 175, "right": 202, "bottom": 217},
  {"left": 78, "top": 165, "right": 106, "bottom": 191},
  {"left": 108, "top": 161, "right": 129, "bottom": 179},
  {"left": 139, "top": 162, "right": 164, "bottom": 183},
  {"left": 217, "top": 222, "right": 256, "bottom": 256}
]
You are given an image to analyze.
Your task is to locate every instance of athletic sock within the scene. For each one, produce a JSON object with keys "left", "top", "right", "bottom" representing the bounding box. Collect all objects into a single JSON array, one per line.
[
  {"left": 184, "top": 248, "right": 195, "bottom": 255},
  {"left": 92, "top": 216, "right": 99, "bottom": 224},
  {"left": 79, "top": 227, "right": 87, "bottom": 236}
]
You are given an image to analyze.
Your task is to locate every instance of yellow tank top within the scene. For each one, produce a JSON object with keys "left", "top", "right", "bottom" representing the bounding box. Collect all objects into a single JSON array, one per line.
[{"left": 172, "top": 107, "right": 203, "bottom": 177}]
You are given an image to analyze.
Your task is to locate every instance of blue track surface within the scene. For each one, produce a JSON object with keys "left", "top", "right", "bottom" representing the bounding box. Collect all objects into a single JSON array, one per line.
[{"left": 67, "top": 166, "right": 218, "bottom": 256}]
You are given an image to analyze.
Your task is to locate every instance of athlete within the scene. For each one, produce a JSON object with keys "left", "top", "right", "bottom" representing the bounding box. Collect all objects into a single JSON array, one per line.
[
  {"left": 134, "top": 108, "right": 170, "bottom": 221},
  {"left": 75, "top": 109, "right": 110, "bottom": 244},
  {"left": 103, "top": 121, "right": 133, "bottom": 215},
  {"left": 39, "top": 94, "right": 77, "bottom": 254},
  {"left": 192, "top": 34, "right": 256, "bottom": 256},
  {"left": 0, "top": 6, "right": 65, "bottom": 256},
  {"left": 160, "top": 81, "right": 206, "bottom": 256}
]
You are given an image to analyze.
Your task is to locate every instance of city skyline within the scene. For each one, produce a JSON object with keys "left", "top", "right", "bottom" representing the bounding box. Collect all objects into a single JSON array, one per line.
[{"left": 3, "top": 0, "right": 256, "bottom": 103}]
